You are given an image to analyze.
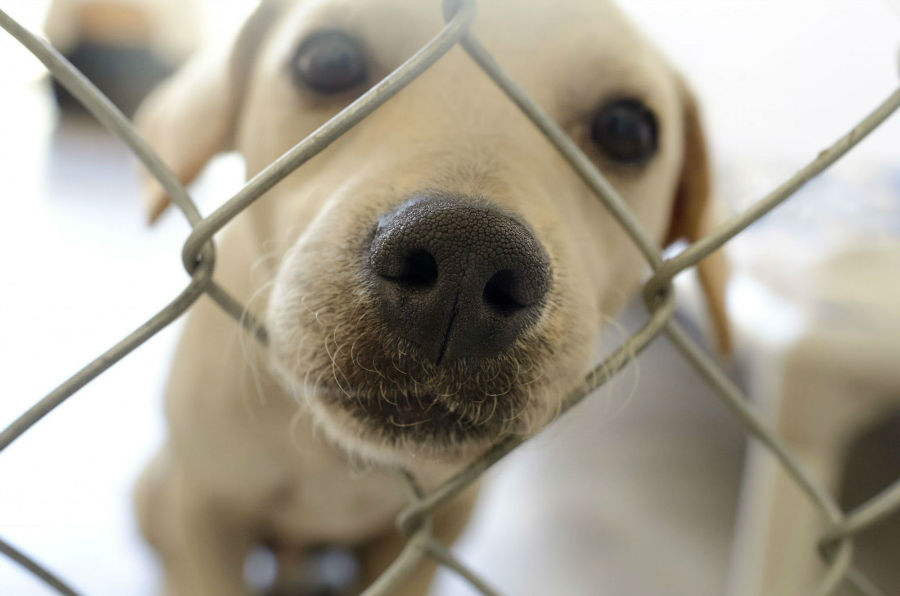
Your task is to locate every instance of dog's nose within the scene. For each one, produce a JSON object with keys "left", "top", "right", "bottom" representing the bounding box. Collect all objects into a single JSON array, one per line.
[{"left": 367, "top": 193, "right": 551, "bottom": 363}]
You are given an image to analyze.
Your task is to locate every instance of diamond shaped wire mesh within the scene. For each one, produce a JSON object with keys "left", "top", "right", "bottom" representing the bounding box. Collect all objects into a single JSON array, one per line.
[{"left": 1, "top": 1, "right": 900, "bottom": 594}]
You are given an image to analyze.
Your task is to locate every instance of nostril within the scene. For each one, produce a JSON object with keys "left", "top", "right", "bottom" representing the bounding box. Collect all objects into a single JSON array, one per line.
[
  {"left": 483, "top": 270, "right": 527, "bottom": 315},
  {"left": 390, "top": 249, "right": 438, "bottom": 289}
]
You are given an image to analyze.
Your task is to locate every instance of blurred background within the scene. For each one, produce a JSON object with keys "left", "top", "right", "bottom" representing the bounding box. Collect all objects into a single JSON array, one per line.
[{"left": 0, "top": 1, "right": 898, "bottom": 594}]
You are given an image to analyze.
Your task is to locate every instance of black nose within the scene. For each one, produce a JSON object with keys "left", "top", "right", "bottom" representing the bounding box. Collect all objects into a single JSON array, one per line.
[{"left": 367, "top": 193, "right": 551, "bottom": 364}]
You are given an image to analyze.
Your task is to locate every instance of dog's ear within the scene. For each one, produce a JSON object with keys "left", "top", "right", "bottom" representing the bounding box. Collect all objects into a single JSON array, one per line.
[
  {"left": 135, "top": 1, "right": 285, "bottom": 223},
  {"left": 665, "top": 80, "right": 731, "bottom": 354}
]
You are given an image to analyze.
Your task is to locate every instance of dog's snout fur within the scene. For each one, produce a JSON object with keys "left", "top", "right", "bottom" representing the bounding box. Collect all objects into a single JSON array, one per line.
[{"left": 367, "top": 193, "right": 551, "bottom": 364}]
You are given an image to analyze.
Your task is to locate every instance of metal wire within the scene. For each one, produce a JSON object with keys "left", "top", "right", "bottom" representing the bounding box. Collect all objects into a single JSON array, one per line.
[
  {"left": 425, "top": 539, "right": 502, "bottom": 596},
  {"left": 823, "top": 478, "right": 900, "bottom": 544},
  {"left": 2, "top": 1, "right": 900, "bottom": 594},
  {"left": 0, "top": 537, "right": 79, "bottom": 596}
]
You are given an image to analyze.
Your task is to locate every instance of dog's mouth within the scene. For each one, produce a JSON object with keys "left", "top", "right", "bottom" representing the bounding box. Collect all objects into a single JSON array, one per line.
[{"left": 316, "top": 383, "right": 521, "bottom": 447}]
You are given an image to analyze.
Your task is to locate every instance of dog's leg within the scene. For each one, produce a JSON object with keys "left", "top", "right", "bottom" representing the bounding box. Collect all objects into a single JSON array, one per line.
[
  {"left": 358, "top": 484, "right": 479, "bottom": 595},
  {"left": 136, "top": 448, "right": 255, "bottom": 596}
]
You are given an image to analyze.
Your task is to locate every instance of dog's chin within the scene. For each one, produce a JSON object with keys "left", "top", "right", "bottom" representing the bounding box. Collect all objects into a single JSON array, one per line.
[{"left": 302, "top": 383, "right": 516, "bottom": 468}]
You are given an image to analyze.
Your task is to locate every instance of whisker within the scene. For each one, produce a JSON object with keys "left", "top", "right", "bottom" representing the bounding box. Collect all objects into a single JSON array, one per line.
[{"left": 388, "top": 416, "right": 432, "bottom": 428}]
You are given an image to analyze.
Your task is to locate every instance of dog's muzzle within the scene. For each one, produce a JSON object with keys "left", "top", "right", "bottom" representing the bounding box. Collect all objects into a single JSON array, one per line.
[{"left": 366, "top": 193, "right": 551, "bottom": 364}]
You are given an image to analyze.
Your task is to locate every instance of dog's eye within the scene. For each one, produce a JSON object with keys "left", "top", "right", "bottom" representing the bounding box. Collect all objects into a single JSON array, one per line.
[
  {"left": 292, "top": 30, "right": 367, "bottom": 93},
  {"left": 590, "top": 99, "right": 658, "bottom": 165}
]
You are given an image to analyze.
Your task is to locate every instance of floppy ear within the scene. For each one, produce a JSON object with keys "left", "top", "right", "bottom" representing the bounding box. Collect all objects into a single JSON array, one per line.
[
  {"left": 135, "top": 1, "right": 285, "bottom": 223},
  {"left": 665, "top": 80, "right": 731, "bottom": 354}
]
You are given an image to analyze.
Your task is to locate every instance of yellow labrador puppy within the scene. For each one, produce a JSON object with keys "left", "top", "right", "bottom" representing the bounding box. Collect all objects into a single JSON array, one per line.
[{"left": 135, "top": 0, "right": 728, "bottom": 593}]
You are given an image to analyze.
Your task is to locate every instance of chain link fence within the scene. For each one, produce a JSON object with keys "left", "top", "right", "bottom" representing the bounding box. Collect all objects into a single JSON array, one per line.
[{"left": 2, "top": 0, "right": 900, "bottom": 594}]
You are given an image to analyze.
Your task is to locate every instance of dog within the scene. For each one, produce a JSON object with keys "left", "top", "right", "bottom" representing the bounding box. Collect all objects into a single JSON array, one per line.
[
  {"left": 134, "top": 0, "right": 728, "bottom": 594},
  {"left": 44, "top": 0, "right": 199, "bottom": 115}
]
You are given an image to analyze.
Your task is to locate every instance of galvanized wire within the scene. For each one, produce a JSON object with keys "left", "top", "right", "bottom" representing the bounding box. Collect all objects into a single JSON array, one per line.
[
  {"left": 0, "top": 537, "right": 79, "bottom": 596},
  {"left": 824, "top": 478, "right": 900, "bottom": 544},
  {"left": 425, "top": 539, "right": 502, "bottom": 596},
  {"left": 2, "top": 1, "right": 900, "bottom": 595}
]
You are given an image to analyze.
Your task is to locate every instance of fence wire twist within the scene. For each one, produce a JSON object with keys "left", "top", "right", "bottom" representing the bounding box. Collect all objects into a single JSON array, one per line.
[{"left": 2, "top": 1, "right": 900, "bottom": 594}]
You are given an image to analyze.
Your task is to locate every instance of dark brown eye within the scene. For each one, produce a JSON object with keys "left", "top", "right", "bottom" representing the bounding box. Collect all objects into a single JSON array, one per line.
[
  {"left": 292, "top": 30, "right": 367, "bottom": 94},
  {"left": 590, "top": 99, "right": 658, "bottom": 165}
]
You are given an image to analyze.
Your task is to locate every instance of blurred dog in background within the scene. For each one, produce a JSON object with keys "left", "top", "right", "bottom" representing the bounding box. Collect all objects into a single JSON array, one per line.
[{"left": 45, "top": 0, "right": 198, "bottom": 115}]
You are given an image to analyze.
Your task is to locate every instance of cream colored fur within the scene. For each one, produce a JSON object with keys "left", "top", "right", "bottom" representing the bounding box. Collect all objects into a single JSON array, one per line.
[
  {"left": 45, "top": 0, "right": 199, "bottom": 59},
  {"left": 134, "top": 1, "right": 728, "bottom": 594}
]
